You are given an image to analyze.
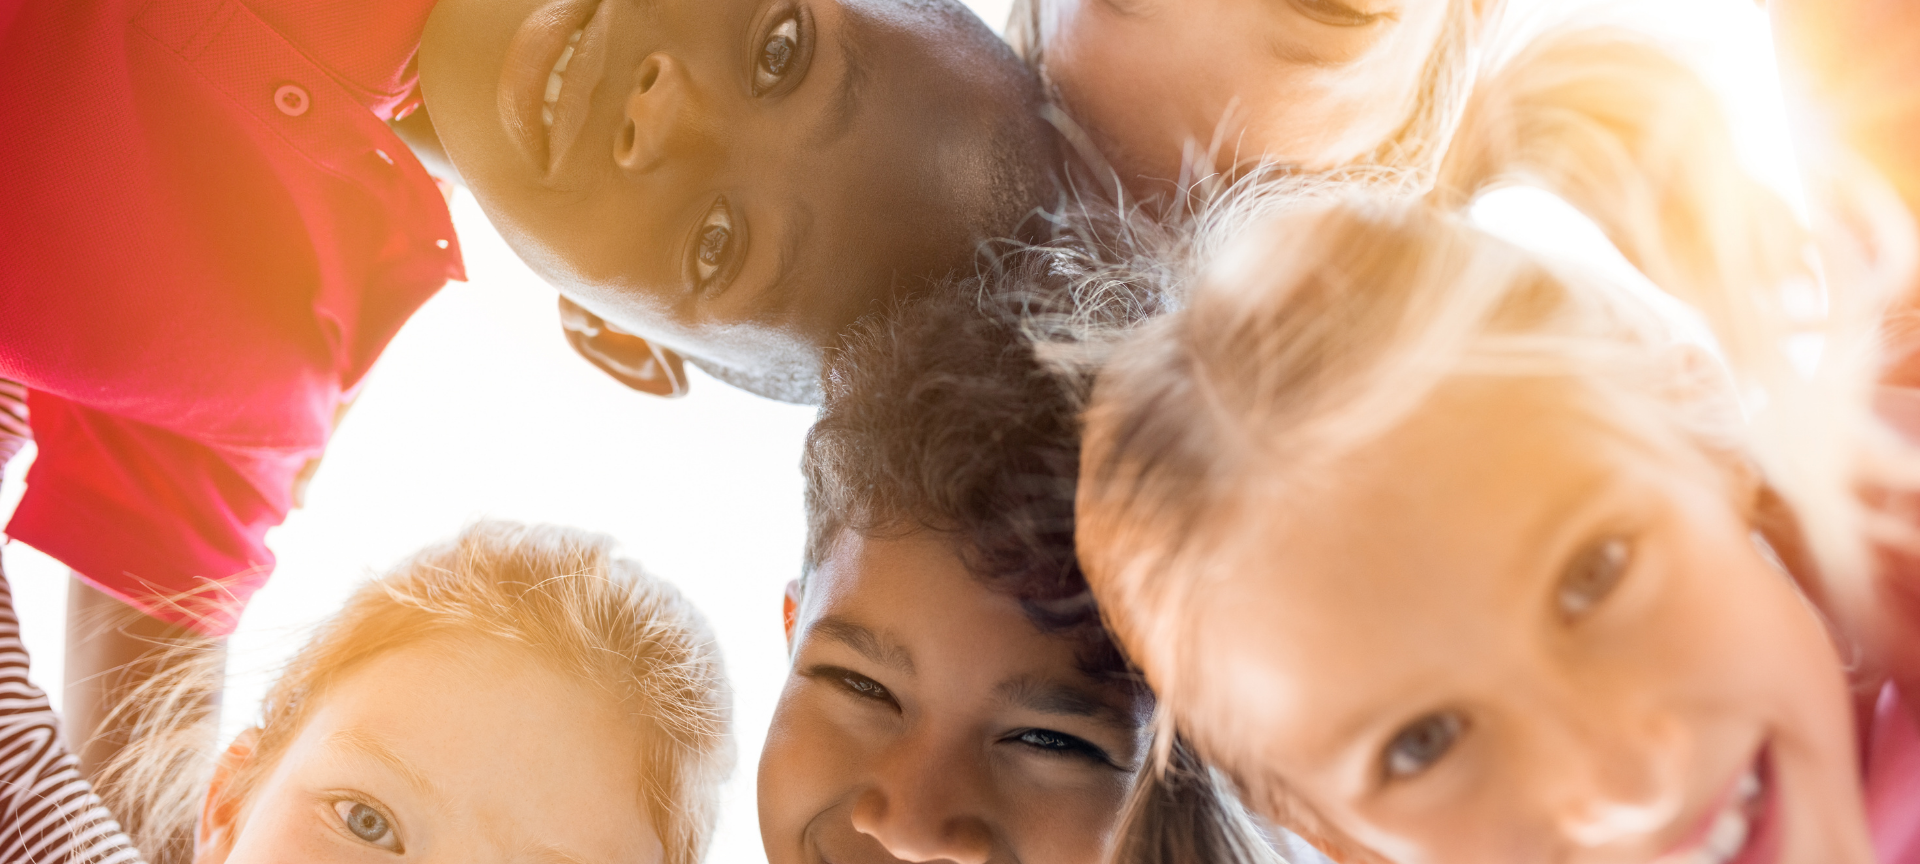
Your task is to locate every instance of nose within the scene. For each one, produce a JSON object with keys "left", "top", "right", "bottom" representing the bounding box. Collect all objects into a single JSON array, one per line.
[
  {"left": 615, "top": 53, "right": 700, "bottom": 175},
  {"left": 1535, "top": 707, "right": 1688, "bottom": 848},
  {"left": 849, "top": 735, "right": 995, "bottom": 864}
]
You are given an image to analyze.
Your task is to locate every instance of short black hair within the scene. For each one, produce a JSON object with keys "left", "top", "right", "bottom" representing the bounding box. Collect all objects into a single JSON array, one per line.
[{"left": 800, "top": 248, "right": 1126, "bottom": 680}]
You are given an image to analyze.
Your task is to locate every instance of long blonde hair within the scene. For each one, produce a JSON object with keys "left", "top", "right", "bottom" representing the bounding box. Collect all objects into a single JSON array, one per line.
[
  {"left": 99, "top": 522, "right": 733, "bottom": 864},
  {"left": 1076, "top": 196, "right": 1899, "bottom": 860}
]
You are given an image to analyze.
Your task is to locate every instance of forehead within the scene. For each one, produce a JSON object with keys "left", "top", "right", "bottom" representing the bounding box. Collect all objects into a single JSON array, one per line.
[
  {"left": 1168, "top": 381, "right": 1693, "bottom": 756},
  {"left": 803, "top": 531, "right": 1104, "bottom": 691},
  {"left": 289, "top": 637, "right": 659, "bottom": 860}
]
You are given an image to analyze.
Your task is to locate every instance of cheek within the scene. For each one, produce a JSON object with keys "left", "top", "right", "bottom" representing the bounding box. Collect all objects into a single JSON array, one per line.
[
  {"left": 757, "top": 685, "right": 871, "bottom": 854},
  {"left": 217, "top": 786, "right": 342, "bottom": 864}
]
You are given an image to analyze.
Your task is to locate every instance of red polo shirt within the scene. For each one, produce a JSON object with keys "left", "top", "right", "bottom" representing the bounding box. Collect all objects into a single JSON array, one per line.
[{"left": 0, "top": 0, "right": 464, "bottom": 635}]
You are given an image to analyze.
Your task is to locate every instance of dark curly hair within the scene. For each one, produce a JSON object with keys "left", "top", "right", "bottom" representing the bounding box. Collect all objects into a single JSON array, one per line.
[{"left": 800, "top": 247, "right": 1127, "bottom": 682}]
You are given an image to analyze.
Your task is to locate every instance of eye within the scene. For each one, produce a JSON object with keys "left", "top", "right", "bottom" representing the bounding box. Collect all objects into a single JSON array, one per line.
[
  {"left": 753, "top": 14, "right": 803, "bottom": 94},
  {"left": 691, "top": 198, "right": 734, "bottom": 288},
  {"left": 807, "top": 665, "right": 896, "bottom": 705},
  {"left": 1382, "top": 712, "right": 1463, "bottom": 780},
  {"left": 1557, "top": 537, "right": 1631, "bottom": 620},
  {"left": 1011, "top": 728, "right": 1114, "bottom": 764},
  {"left": 332, "top": 800, "right": 402, "bottom": 852},
  {"left": 1291, "top": 0, "right": 1389, "bottom": 27}
]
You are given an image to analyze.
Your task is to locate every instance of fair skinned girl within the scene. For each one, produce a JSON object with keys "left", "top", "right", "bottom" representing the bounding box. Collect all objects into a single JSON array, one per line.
[
  {"left": 1075, "top": 199, "right": 1915, "bottom": 863},
  {"left": 54, "top": 521, "right": 732, "bottom": 864}
]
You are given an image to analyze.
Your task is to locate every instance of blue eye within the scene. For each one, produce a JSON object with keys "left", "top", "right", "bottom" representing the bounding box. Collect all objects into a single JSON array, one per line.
[
  {"left": 333, "top": 800, "right": 402, "bottom": 851},
  {"left": 1382, "top": 712, "right": 1463, "bottom": 780}
]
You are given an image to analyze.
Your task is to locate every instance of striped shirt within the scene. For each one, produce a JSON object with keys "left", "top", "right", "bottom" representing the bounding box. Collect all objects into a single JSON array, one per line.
[{"left": 0, "top": 567, "right": 142, "bottom": 864}]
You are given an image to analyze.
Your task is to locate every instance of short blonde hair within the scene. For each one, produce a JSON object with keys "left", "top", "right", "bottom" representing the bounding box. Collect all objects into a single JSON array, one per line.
[{"left": 104, "top": 522, "right": 733, "bottom": 864}]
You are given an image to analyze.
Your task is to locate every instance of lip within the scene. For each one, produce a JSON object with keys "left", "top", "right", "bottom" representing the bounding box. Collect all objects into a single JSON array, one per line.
[
  {"left": 497, "top": 0, "right": 615, "bottom": 176},
  {"left": 1656, "top": 746, "right": 1782, "bottom": 864}
]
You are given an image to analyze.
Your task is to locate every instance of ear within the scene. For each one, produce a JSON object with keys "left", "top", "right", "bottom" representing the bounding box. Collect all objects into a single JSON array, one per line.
[
  {"left": 196, "top": 727, "right": 262, "bottom": 864},
  {"left": 557, "top": 295, "right": 688, "bottom": 398},
  {"left": 782, "top": 579, "right": 803, "bottom": 652}
]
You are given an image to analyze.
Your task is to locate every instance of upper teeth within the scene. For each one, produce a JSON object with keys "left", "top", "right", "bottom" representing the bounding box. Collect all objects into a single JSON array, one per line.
[
  {"left": 541, "top": 28, "right": 583, "bottom": 130},
  {"left": 1674, "top": 765, "right": 1762, "bottom": 864}
]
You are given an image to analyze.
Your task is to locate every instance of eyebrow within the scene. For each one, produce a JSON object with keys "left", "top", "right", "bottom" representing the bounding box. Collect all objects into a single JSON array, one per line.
[
  {"left": 810, "top": 615, "right": 915, "bottom": 675},
  {"left": 809, "top": 20, "right": 868, "bottom": 149},
  {"left": 995, "top": 674, "right": 1135, "bottom": 729},
  {"left": 324, "top": 728, "right": 436, "bottom": 799}
]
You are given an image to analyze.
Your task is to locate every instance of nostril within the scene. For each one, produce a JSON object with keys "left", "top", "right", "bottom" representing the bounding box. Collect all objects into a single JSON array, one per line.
[{"left": 637, "top": 63, "right": 660, "bottom": 94}]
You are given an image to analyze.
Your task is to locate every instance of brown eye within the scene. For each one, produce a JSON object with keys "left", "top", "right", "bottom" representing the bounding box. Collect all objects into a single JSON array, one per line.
[
  {"left": 1558, "top": 537, "right": 1630, "bottom": 620},
  {"left": 753, "top": 16, "right": 801, "bottom": 93},
  {"left": 691, "top": 199, "right": 733, "bottom": 286},
  {"left": 1382, "top": 712, "right": 1463, "bottom": 780}
]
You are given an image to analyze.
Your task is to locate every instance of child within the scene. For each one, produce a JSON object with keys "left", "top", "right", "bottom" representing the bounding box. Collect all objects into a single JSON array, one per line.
[
  {"left": 83, "top": 520, "right": 731, "bottom": 864},
  {"left": 758, "top": 276, "right": 1328, "bottom": 864},
  {"left": 1075, "top": 198, "right": 1913, "bottom": 862},
  {"left": 0, "top": 0, "right": 1058, "bottom": 770}
]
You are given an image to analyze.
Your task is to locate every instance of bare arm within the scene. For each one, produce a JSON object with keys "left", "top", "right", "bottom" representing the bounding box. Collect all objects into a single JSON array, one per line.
[{"left": 61, "top": 581, "right": 223, "bottom": 780}]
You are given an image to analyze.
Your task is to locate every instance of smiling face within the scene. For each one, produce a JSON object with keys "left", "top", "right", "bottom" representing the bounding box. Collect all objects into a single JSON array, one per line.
[
  {"left": 1134, "top": 380, "right": 1875, "bottom": 864},
  {"left": 419, "top": 0, "right": 1055, "bottom": 397},
  {"left": 1041, "top": 0, "right": 1458, "bottom": 187},
  {"left": 758, "top": 530, "right": 1147, "bottom": 864},
  {"left": 200, "top": 637, "right": 661, "bottom": 864}
]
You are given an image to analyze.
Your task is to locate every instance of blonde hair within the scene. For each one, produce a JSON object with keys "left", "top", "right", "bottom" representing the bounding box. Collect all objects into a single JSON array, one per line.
[
  {"left": 1077, "top": 196, "right": 1897, "bottom": 859},
  {"left": 100, "top": 522, "right": 733, "bottom": 864}
]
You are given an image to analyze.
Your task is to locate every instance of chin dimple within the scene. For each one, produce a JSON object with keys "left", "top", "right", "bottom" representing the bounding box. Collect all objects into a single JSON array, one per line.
[{"left": 541, "top": 27, "right": 584, "bottom": 131}]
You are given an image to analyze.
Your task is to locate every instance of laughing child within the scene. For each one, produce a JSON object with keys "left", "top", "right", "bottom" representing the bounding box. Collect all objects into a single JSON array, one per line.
[
  {"left": 1076, "top": 197, "right": 1920, "bottom": 863},
  {"left": 0, "top": 0, "right": 1059, "bottom": 772},
  {"left": 760, "top": 273, "right": 1331, "bottom": 864}
]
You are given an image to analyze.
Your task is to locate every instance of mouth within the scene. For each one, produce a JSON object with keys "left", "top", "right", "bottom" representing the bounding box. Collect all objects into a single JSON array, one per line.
[
  {"left": 1655, "top": 747, "right": 1781, "bottom": 864},
  {"left": 498, "top": 0, "right": 616, "bottom": 176}
]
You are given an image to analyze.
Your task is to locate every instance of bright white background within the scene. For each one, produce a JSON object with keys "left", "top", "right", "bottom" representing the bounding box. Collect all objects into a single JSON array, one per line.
[{"left": 0, "top": 2, "right": 1783, "bottom": 863}]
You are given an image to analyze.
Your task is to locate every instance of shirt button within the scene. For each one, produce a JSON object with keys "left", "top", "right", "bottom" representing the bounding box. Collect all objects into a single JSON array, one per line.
[
  {"left": 435, "top": 239, "right": 450, "bottom": 250},
  {"left": 274, "top": 84, "right": 310, "bottom": 117}
]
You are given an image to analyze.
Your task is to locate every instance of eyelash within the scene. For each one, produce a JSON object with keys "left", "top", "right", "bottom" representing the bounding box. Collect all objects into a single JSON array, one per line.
[
  {"left": 1006, "top": 728, "right": 1117, "bottom": 767},
  {"left": 810, "top": 665, "right": 898, "bottom": 706},
  {"left": 751, "top": 9, "right": 809, "bottom": 96},
  {"left": 325, "top": 794, "right": 404, "bottom": 853},
  {"left": 1291, "top": 0, "right": 1390, "bottom": 27},
  {"left": 1557, "top": 536, "right": 1632, "bottom": 621},
  {"left": 689, "top": 197, "right": 738, "bottom": 293}
]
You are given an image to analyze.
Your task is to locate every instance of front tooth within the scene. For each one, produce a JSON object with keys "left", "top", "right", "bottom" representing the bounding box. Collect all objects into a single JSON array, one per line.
[
  {"left": 1703, "top": 806, "right": 1751, "bottom": 864},
  {"left": 541, "top": 105, "right": 554, "bottom": 129},
  {"left": 1736, "top": 768, "right": 1761, "bottom": 803},
  {"left": 545, "top": 70, "right": 564, "bottom": 103},
  {"left": 553, "top": 44, "right": 575, "bottom": 75}
]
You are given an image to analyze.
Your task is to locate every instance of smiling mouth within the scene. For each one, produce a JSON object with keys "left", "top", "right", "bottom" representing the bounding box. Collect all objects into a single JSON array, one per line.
[
  {"left": 541, "top": 28, "right": 583, "bottom": 131},
  {"left": 498, "top": 0, "right": 612, "bottom": 176},
  {"left": 1657, "top": 748, "right": 1776, "bottom": 864}
]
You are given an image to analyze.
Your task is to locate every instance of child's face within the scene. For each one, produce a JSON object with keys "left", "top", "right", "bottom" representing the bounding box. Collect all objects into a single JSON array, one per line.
[
  {"left": 1043, "top": 0, "right": 1454, "bottom": 186},
  {"left": 1128, "top": 380, "right": 1874, "bottom": 864},
  {"left": 759, "top": 531, "right": 1149, "bottom": 864},
  {"left": 420, "top": 0, "right": 1041, "bottom": 386},
  {"left": 199, "top": 637, "right": 663, "bottom": 864}
]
